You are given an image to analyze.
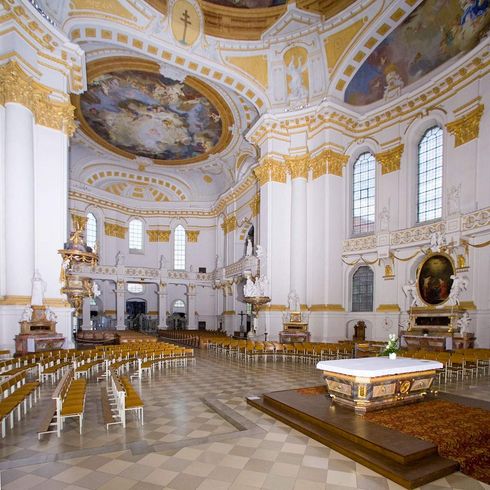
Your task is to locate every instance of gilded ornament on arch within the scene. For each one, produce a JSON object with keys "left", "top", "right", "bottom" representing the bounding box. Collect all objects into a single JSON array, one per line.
[
  {"left": 147, "top": 230, "right": 171, "bottom": 242},
  {"left": 186, "top": 230, "right": 200, "bottom": 242},
  {"left": 376, "top": 144, "right": 404, "bottom": 175},
  {"left": 446, "top": 104, "right": 484, "bottom": 147},
  {"left": 104, "top": 222, "right": 127, "bottom": 239}
]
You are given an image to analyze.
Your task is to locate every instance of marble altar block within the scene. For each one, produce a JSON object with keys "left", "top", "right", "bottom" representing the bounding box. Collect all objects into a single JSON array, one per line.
[{"left": 316, "top": 357, "right": 442, "bottom": 414}]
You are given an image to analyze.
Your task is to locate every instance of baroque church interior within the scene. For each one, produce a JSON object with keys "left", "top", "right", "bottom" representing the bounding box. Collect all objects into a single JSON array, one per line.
[{"left": 0, "top": 0, "right": 490, "bottom": 488}]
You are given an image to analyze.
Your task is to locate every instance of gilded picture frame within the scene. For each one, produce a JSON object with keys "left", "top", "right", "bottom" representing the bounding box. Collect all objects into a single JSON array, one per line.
[{"left": 416, "top": 252, "right": 455, "bottom": 307}]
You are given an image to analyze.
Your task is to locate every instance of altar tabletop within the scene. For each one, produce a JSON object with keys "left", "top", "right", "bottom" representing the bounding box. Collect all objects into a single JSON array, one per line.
[{"left": 316, "top": 357, "right": 442, "bottom": 378}]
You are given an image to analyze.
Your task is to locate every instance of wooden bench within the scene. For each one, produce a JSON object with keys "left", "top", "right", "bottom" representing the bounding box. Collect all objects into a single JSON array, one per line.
[
  {"left": 37, "top": 400, "right": 57, "bottom": 440},
  {"left": 100, "top": 386, "right": 120, "bottom": 430},
  {"left": 0, "top": 372, "right": 40, "bottom": 438}
]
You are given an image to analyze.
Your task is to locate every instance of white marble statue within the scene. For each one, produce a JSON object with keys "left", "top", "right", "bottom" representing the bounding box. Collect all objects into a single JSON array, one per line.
[
  {"left": 31, "top": 269, "right": 46, "bottom": 306},
  {"left": 457, "top": 311, "right": 471, "bottom": 333},
  {"left": 429, "top": 231, "right": 446, "bottom": 252},
  {"left": 288, "top": 290, "right": 300, "bottom": 311},
  {"left": 379, "top": 206, "right": 390, "bottom": 232},
  {"left": 245, "top": 238, "right": 253, "bottom": 256},
  {"left": 159, "top": 254, "right": 167, "bottom": 269},
  {"left": 92, "top": 283, "right": 101, "bottom": 298},
  {"left": 402, "top": 280, "right": 422, "bottom": 307},
  {"left": 20, "top": 305, "right": 33, "bottom": 322},
  {"left": 286, "top": 55, "right": 307, "bottom": 100},
  {"left": 46, "top": 307, "right": 57, "bottom": 322},
  {"left": 115, "top": 251, "right": 125, "bottom": 266},
  {"left": 243, "top": 277, "right": 258, "bottom": 297},
  {"left": 447, "top": 184, "right": 461, "bottom": 216},
  {"left": 446, "top": 275, "right": 469, "bottom": 306},
  {"left": 256, "top": 276, "right": 269, "bottom": 297}
]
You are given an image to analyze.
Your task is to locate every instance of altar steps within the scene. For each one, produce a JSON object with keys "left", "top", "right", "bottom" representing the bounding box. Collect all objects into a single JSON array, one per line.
[{"left": 247, "top": 387, "right": 458, "bottom": 489}]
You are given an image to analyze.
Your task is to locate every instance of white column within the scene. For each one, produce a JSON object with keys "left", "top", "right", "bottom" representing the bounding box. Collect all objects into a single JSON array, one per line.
[
  {"left": 158, "top": 282, "right": 168, "bottom": 329},
  {"left": 115, "top": 280, "right": 126, "bottom": 329},
  {"left": 186, "top": 283, "right": 196, "bottom": 329},
  {"left": 290, "top": 173, "right": 307, "bottom": 306},
  {"left": 81, "top": 297, "right": 91, "bottom": 330},
  {"left": 5, "top": 103, "right": 34, "bottom": 298}
]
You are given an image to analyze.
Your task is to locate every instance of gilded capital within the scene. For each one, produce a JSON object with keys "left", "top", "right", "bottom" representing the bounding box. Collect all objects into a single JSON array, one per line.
[
  {"left": 0, "top": 61, "right": 76, "bottom": 136},
  {"left": 253, "top": 162, "right": 270, "bottom": 186},
  {"left": 309, "top": 154, "right": 326, "bottom": 179},
  {"left": 186, "top": 230, "right": 200, "bottom": 242},
  {"left": 147, "top": 230, "right": 171, "bottom": 242},
  {"left": 71, "top": 213, "right": 87, "bottom": 232},
  {"left": 221, "top": 214, "right": 238, "bottom": 234},
  {"left": 286, "top": 155, "right": 309, "bottom": 179},
  {"left": 376, "top": 144, "right": 404, "bottom": 175},
  {"left": 326, "top": 149, "right": 348, "bottom": 177},
  {"left": 446, "top": 104, "right": 484, "bottom": 147},
  {"left": 104, "top": 222, "right": 127, "bottom": 239}
]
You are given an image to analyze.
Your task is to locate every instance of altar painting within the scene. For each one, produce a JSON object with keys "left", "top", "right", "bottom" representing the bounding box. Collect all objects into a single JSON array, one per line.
[
  {"left": 417, "top": 253, "right": 455, "bottom": 306},
  {"left": 79, "top": 70, "right": 223, "bottom": 161},
  {"left": 345, "top": 0, "right": 490, "bottom": 106}
]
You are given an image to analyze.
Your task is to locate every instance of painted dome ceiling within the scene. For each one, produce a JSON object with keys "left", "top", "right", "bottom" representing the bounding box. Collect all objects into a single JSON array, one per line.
[
  {"left": 204, "top": 0, "right": 285, "bottom": 8},
  {"left": 76, "top": 69, "right": 230, "bottom": 164},
  {"left": 345, "top": 0, "right": 490, "bottom": 106}
]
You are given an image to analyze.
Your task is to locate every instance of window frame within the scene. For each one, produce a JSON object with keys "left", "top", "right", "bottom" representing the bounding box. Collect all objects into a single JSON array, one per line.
[
  {"left": 416, "top": 126, "right": 443, "bottom": 224},
  {"left": 128, "top": 218, "right": 144, "bottom": 253},
  {"left": 351, "top": 265, "right": 374, "bottom": 312},
  {"left": 351, "top": 152, "right": 377, "bottom": 237},
  {"left": 173, "top": 224, "right": 186, "bottom": 270}
]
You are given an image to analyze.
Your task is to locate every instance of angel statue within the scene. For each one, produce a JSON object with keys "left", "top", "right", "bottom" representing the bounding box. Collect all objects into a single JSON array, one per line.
[
  {"left": 286, "top": 55, "right": 307, "bottom": 100},
  {"left": 457, "top": 311, "right": 471, "bottom": 333},
  {"left": 20, "top": 305, "right": 33, "bottom": 322},
  {"left": 403, "top": 280, "right": 421, "bottom": 307},
  {"left": 446, "top": 275, "right": 469, "bottom": 306}
]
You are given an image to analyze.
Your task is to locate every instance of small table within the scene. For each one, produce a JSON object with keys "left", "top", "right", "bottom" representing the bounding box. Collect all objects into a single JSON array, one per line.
[{"left": 317, "top": 357, "right": 442, "bottom": 414}]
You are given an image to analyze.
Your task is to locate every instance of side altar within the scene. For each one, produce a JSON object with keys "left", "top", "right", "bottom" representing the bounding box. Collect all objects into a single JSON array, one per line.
[
  {"left": 279, "top": 290, "right": 310, "bottom": 343},
  {"left": 15, "top": 271, "right": 65, "bottom": 355}
]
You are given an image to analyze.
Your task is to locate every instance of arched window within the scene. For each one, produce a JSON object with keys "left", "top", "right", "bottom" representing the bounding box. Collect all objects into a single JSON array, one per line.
[
  {"left": 174, "top": 225, "right": 186, "bottom": 270},
  {"left": 417, "top": 126, "right": 443, "bottom": 223},
  {"left": 86, "top": 212, "right": 97, "bottom": 250},
  {"left": 352, "top": 152, "right": 376, "bottom": 235},
  {"left": 127, "top": 283, "right": 144, "bottom": 294},
  {"left": 129, "top": 219, "right": 143, "bottom": 250},
  {"left": 352, "top": 266, "right": 374, "bottom": 312},
  {"left": 174, "top": 300, "right": 185, "bottom": 308}
]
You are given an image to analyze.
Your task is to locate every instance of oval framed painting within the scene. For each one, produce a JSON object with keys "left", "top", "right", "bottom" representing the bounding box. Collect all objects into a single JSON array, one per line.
[{"left": 416, "top": 253, "right": 455, "bottom": 306}]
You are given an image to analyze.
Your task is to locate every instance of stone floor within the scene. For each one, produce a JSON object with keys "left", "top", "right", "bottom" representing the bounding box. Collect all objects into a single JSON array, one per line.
[{"left": 0, "top": 348, "right": 489, "bottom": 490}]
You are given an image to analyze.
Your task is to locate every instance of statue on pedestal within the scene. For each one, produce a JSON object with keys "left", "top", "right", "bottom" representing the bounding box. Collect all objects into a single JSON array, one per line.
[
  {"left": 20, "top": 305, "right": 33, "bottom": 322},
  {"left": 287, "top": 289, "right": 300, "bottom": 311},
  {"left": 31, "top": 269, "right": 46, "bottom": 306}
]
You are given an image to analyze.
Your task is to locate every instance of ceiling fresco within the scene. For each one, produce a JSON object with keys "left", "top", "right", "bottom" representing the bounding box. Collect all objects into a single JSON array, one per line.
[
  {"left": 204, "top": 0, "right": 285, "bottom": 8},
  {"left": 344, "top": 0, "right": 490, "bottom": 106},
  {"left": 78, "top": 70, "right": 224, "bottom": 162}
]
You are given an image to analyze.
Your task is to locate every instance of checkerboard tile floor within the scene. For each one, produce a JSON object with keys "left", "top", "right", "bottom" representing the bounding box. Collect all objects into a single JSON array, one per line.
[{"left": 0, "top": 348, "right": 488, "bottom": 489}]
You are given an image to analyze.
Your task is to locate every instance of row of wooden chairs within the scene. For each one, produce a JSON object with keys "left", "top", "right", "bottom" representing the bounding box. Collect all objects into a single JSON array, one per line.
[
  {"left": 208, "top": 339, "right": 355, "bottom": 363},
  {"left": 0, "top": 372, "right": 40, "bottom": 438},
  {"left": 158, "top": 329, "right": 228, "bottom": 348}
]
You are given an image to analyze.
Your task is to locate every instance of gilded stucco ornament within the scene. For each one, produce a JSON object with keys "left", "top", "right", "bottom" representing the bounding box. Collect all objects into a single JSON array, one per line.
[
  {"left": 446, "top": 104, "right": 484, "bottom": 147},
  {"left": 186, "top": 230, "right": 200, "bottom": 242},
  {"left": 0, "top": 61, "right": 76, "bottom": 136},
  {"left": 286, "top": 155, "right": 309, "bottom": 179},
  {"left": 221, "top": 214, "right": 238, "bottom": 234},
  {"left": 147, "top": 230, "right": 171, "bottom": 242},
  {"left": 249, "top": 194, "right": 260, "bottom": 217},
  {"left": 104, "top": 222, "right": 127, "bottom": 239},
  {"left": 376, "top": 144, "right": 404, "bottom": 175}
]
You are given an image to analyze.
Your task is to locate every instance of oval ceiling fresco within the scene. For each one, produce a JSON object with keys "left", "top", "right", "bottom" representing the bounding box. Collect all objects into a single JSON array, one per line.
[
  {"left": 204, "top": 0, "right": 285, "bottom": 8},
  {"left": 345, "top": 0, "right": 490, "bottom": 106},
  {"left": 78, "top": 69, "right": 226, "bottom": 163}
]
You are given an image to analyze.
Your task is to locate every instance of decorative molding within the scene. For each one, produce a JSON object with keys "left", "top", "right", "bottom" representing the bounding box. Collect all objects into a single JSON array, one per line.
[
  {"left": 309, "top": 304, "right": 345, "bottom": 312},
  {"left": 286, "top": 155, "right": 309, "bottom": 180},
  {"left": 446, "top": 104, "right": 484, "bottom": 147},
  {"left": 253, "top": 158, "right": 287, "bottom": 186},
  {"left": 0, "top": 61, "right": 75, "bottom": 135},
  {"left": 249, "top": 194, "right": 260, "bottom": 217},
  {"left": 222, "top": 310, "right": 236, "bottom": 315},
  {"left": 376, "top": 304, "right": 400, "bottom": 312},
  {"left": 390, "top": 221, "right": 445, "bottom": 247},
  {"left": 343, "top": 235, "right": 377, "bottom": 253},
  {"left": 376, "top": 144, "right": 404, "bottom": 175},
  {"left": 462, "top": 207, "right": 490, "bottom": 231},
  {"left": 186, "top": 230, "right": 200, "bottom": 242},
  {"left": 0, "top": 296, "right": 70, "bottom": 306},
  {"left": 221, "top": 214, "right": 238, "bottom": 234},
  {"left": 104, "top": 222, "right": 127, "bottom": 239},
  {"left": 147, "top": 230, "right": 171, "bottom": 242},
  {"left": 264, "top": 304, "right": 287, "bottom": 311},
  {"left": 459, "top": 301, "right": 477, "bottom": 310}
]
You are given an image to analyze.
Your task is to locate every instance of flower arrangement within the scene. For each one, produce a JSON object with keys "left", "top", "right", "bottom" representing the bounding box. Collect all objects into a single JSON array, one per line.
[{"left": 380, "top": 333, "right": 399, "bottom": 356}]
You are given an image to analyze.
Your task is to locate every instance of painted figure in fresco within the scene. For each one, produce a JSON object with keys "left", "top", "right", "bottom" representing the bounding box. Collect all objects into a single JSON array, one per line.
[{"left": 460, "top": 0, "right": 489, "bottom": 26}]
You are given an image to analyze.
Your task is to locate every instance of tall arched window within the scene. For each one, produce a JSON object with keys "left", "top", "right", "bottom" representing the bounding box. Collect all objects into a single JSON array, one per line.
[
  {"left": 129, "top": 219, "right": 143, "bottom": 251},
  {"left": 174, "top": 225, "right": 186, "bottom": 270},
  {"left": 352, "top": 266, "right": 374, "bottom": 312},
  {"left": 86, "top": 212, "right": 97, "bottom": 250},
  {"left": 417, "top": 126, "right": 443, "bottom": 223},
  {"left": 352, "top": 152, "right": 376, "bottom": 235}
]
